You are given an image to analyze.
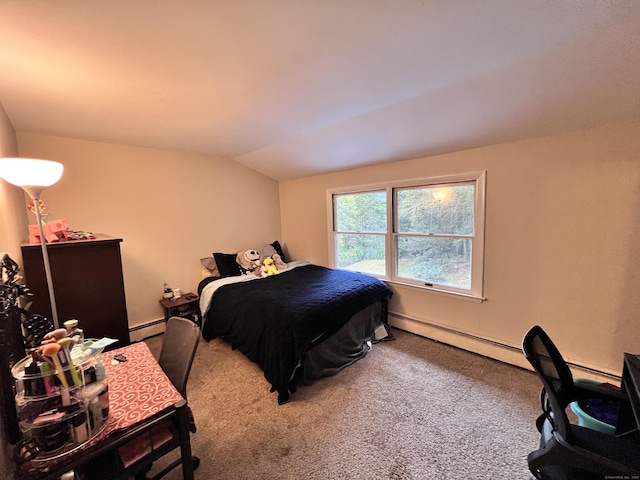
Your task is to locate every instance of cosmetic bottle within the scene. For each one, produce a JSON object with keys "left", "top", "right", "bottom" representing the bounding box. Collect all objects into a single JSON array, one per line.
[
  {"left": 84, "top": 366, "right": 97, "bottom": 385},
  {"left": 98, "top": 385, "right": 110, "bottom": 418},
  {"left": 69, "top": 412, "right": 89, "bottom": 444},
  {"left": 95, "top": 355, "right": 105, "bottom": 382},
  {"left": 40, "top": 361, "right": 57, "bottom": 396},
  {"left": 63, "top": 319, "right": 85, "bottom": 349},
  {"left": 89, "top": 397, "right": 103, "bottom": 430}
]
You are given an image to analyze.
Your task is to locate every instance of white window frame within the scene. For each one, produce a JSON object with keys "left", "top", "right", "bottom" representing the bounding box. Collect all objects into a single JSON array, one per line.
[{"left": 327, "top": 171, "right": 486, "bottom": 300}]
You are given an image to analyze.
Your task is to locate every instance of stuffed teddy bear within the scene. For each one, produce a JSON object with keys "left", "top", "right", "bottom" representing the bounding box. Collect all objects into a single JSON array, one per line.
[
  {"left": 260, "top": 257, "right": 280, "bottom": 277},
  {"left": 236, "top": 249, "right": 261, "bottom": 275},
  {"left": 272, "top": 253, "right": 287, "bottom": 271},
  {"left": 258, "top": 244, "right": 278, "bottom": 264}
]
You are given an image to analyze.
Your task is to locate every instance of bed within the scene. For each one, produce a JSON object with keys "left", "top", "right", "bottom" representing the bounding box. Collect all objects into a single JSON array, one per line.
[{"left": 197, "top": 244, "right": 393, "bottom": 404}]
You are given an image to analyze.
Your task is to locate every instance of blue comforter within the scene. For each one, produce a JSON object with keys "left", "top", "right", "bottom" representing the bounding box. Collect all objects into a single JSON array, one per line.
[{"left": 199, "top": 264, "right": 392, "bottom": 403}]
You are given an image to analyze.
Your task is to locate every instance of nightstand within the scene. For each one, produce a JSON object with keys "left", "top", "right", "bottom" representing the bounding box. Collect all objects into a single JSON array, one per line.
[{"left": 159, "top": 292, "right": 201, "bottom": 326}]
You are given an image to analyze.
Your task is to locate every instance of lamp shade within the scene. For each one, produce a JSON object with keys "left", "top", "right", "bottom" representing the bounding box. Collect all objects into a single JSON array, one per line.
[
  {"left": 0, "top": 158, "right": 63, "bottom": 188},
  {"left": 0, "top": 157, "right": 64, "bottom": 328}
]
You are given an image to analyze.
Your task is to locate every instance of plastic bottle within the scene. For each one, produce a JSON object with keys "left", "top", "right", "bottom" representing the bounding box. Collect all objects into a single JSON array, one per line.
[
  {"left": 98, "top": 385, "right": 110, "bottom": 418},
  {"left": 70, "top": 412, "right": 89, "bottom": 443},
  {"left": 95, "top": 355, "right": 105, "bottom": 382},
  {"left": 63, "top": 319, "right": 85, "bottom": 349},
  {"left": 89, "top": 396, "right": 103, "bottom": 430}
]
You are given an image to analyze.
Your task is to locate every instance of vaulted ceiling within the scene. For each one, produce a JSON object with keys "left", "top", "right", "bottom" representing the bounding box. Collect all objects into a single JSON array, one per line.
[{"left": 1, "top": 1, "right": 639, "bottom": 181}]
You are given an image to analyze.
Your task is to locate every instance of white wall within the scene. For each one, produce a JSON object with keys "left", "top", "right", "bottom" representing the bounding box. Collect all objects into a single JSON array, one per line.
[
  {"left": 0, "top": 102, "right": 27, "bottom": 260},
  {"left": 8, "top": 119, "right": 640, "bottom": 381},
  {"left": 0, "top": 101, "right": 19, "bottom": 480},
  {"left": 16, "top": 133, "right": 282, "bottom": 338},
  {"left": 280, "top": 120, "right": 640, "bottom": 380}
]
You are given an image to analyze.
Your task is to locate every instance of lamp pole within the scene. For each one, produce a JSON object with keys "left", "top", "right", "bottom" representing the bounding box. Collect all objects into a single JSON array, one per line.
[{"left": 30, "top": 193, "right": 60, "bottom": 329}]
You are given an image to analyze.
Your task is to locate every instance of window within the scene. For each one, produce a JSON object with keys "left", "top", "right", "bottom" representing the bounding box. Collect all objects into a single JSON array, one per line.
[
  {"left": 333, "top": 190, "right": 387, "bottom": 276},
  {"left": 328, "top": 172, "right": 486, "bottom": 299}
]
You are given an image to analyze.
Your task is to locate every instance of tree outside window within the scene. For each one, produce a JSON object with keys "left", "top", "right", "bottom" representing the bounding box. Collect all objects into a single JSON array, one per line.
[
  {"left": 334, "top": 191, "right": 386, "bottom": 276},
  {"left": 329, "top": 172, "right": 486, "bottom": 298}
]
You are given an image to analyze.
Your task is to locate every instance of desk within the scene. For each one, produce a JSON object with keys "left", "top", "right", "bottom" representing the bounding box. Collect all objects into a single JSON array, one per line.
[{"left": 15, "top": 342, "right": 194, "bottom": 480}]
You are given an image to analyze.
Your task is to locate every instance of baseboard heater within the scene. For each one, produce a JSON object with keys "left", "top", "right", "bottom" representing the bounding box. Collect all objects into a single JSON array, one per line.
[
  {"left": 129, "top": 318, "right": 165, "bottom": 333},
  {"left": 388, "top": 310, "right": 621, "bottom": 383},
  {"left": 128, "top": 318, "right": 166, "bottom": 342}
]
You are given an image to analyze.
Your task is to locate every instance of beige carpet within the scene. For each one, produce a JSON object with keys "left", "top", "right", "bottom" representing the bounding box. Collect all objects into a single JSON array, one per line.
[{"left": 145, "top": 328, "right": 542, "bottom": 479}]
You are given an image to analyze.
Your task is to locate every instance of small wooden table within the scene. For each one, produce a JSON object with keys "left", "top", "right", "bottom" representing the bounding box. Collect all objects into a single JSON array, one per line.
[{"left": 159, "top": 293, "right": 201, "bottom": 326}]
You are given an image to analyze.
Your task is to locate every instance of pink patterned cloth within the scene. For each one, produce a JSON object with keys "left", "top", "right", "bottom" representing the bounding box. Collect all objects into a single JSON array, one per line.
[
  {"left": 100, "top": 341, "right": 183, "bottom": 434},
  {"left": 20, "top": 341, "right": 183, "bottom": 476}
]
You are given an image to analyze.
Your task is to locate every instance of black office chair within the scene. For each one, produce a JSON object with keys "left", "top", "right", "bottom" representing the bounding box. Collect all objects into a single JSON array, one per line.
[{"left": 522, "top": 325, "right": 640, "bottom": 480}]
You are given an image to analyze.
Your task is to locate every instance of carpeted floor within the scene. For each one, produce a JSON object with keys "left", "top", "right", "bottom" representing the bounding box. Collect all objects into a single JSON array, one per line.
[{"left": 145, "top": 327, "right": 542, "bottom": 479}]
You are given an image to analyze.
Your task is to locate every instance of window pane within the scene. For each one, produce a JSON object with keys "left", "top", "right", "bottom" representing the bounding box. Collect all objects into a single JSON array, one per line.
[
  {"left": 336, "top": 233, "right": 386, "bottom": 276},
  {"left": 397, "top": 184, "right": 475, "bottom": 235},
  {"left": 397, "top": 236, "right": 471, "bottom": 289},
  {"left": 335, "top": 191, "right": 386, "bottom": 233}
]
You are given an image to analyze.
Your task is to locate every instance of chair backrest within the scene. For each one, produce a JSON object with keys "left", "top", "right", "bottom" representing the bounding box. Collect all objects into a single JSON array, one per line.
[
  {"left": 158, "top": 317, "right": 200, "bottom": 399},
  {"left": 522, "top": 325, "right": 574, "bottom": 440}
]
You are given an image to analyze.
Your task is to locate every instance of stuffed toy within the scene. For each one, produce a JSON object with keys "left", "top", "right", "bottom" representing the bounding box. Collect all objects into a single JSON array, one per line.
[
  {"left": 258, "top": 244, "right": 278, "bottom": 264},
  {"left": 272, "top": 253, "right": 287, "bottom": 271},
  {"left": 236, "top": 249, "right": 261, "bottom": 275},
  {"left": 260, "top": 257, "right": 280, "bottom": 277}
]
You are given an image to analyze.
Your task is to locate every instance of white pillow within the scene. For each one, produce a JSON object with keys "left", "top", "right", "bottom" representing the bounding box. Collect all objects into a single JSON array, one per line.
[{"left": 200, "top": 257, "right": 220, "bottom": 278}]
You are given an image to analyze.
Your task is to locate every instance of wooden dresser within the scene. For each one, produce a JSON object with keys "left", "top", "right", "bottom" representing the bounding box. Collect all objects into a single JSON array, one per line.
[{"left": 21, "top": 234, "right": 130, "bottom": 349}]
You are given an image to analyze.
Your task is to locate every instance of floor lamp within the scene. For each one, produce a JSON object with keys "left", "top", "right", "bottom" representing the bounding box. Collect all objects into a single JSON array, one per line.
[{"left": 0, "top": 158, "right": 64, "bottom": 329}]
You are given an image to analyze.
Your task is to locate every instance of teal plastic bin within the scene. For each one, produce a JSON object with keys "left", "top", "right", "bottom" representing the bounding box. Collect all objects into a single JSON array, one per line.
[{"left": 569, "top": 379, "right": 616, "bottom": 435}]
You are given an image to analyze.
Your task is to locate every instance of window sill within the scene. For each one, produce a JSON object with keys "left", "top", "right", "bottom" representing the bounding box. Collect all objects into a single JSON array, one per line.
[{"left": 386, "top": 279, "right": 486, "bottom": 303}]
